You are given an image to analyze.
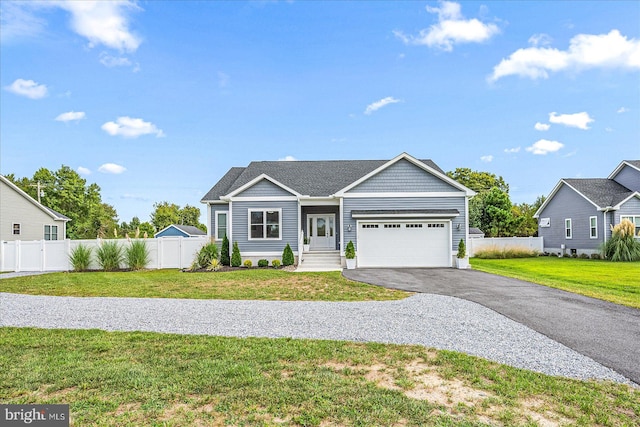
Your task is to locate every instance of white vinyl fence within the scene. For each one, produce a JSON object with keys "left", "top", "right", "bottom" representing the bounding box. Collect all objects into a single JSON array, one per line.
[
  {"left": 0, "top": 237, "right": 209, "bottom": 272},
  {"left": 468, "top": 236, "right": 543, "bottom": 257}
]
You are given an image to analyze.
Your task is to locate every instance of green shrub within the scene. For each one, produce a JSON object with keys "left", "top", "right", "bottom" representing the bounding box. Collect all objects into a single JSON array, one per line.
[
  {"left": 207, "top": 258, "right": 221, "bottom": 272},
  {"left": 69, "top": 244, "right": 92, "bottom": 271},
  {"left": 220, "top": 234, "right": 230, "bottom": 266},
  {"left": 457, "top": 239, "right": 466, "bottom": 259},
  {"left": 257, "top": 259, "right": 269, "bottom": 268},
  {"left": 271, "top": 259, "right": 281, "bottom": 268},
  {"left": 96, "top": 241, "right": 124, "bottom": 271},
  {"left": 125, "top": 240, "right": 150, "bottom": 270},
  {"left": 579, "top": 253, "right": 590, "bottom": 259},
  {"left": 231, "top": 241, "right": 242, "bottom": 267},
  {"left": 282, "top": 243, "right": 295, "bottom": 266},
  {"left": 562, "top": 253, "right": 570, "bottom": 258},
  {"left": 473, "top": 245, "right": 539, "bottom": 259},
  {"left": 345, "top": 241, "right": 356, "bottom": 259},
  {"left": 197, "top": 243, "right": 219, "bottom": 269},
  {"left": 601, "top": 220, "right": 640, "bottom": 262},
  {"left": 244, "top": 259, "right": 253, "bottom": 268},
  {"left": 591, "top": 253, "right": 601, "bottom": 260}
]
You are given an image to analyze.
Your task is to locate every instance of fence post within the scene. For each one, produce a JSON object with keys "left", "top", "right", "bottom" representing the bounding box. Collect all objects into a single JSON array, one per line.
[
  {"left": 40, "top": 239, "right": 46, "bottom": 272},
  {"left": 15, "top": 240, "right": 21, "bottom": 272},
  {"left": 65, "top": 239, "right": 72, "bottom": 271}
]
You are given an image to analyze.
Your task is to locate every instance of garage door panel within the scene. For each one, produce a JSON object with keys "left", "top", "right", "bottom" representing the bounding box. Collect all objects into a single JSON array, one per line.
[{"left": 357, "top": 221, "right": 450, "bottom": 268}]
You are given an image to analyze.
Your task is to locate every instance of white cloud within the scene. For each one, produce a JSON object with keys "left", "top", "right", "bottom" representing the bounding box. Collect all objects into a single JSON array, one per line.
[
  {"left": 394, "top": 1, "right": 500, "bottom": 52},
  {"left": 55, "top": 0, "right": 142, "bottom": 52},
  {"left": 364, "top": 97, "right": 401, "bottom": 115},
  {"left": 101, "top": 116, "right": 165, "bottom": 138},
  {"left": 617, "top": 107, "right": 628, "bottom": 113},
  {"left": 99, "top": 52, "right": 132, "bottom": 67},
  {"left": 480, "top": 155, "right": 493, "bottom": 163},
  {"left": 0, "top": 1, "right": 47, "bottom": 42},
  {"left": 549, "top": 112, "right": 593, "bottom": 130},
  {"left": 504, "top": 147, "right": 521, "bottom": 154},
  {"left": 528, "top": 33, "right": 552, "bottom": 47},
  {"left": 55, "top": 111, "right": 86, "bottom": 122},
  {"left": 526, "top": 139, "right": 564, "bottom": 155},
  {"left": 4, "top": 78, "right": 48, "bottom": 99},
  {"left": 77, "top": 166, "right": 91, "bottom": 175},
  {"left": 490, "top": 30, "right": 640, "bottom": 81},
  {"left": 278, "top": 155, "right": 297, "bottom": 161},
  {"left": 534, "top": 122, "right": 550, "bottom": 131},
  {"left": 98, "top": 163, "right": 127, "bottom": 174}
]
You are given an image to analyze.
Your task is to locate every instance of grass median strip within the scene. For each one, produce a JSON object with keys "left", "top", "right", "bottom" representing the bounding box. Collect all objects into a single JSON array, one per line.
[
  {"left": 0, "top": 269, "right": 408, "bottom": 301},
  {"left": 471, "top": 257, "right": 640, "bottom": 309},
  {"left": 1, "top": 328, "right": 638, "bottom": 426}
]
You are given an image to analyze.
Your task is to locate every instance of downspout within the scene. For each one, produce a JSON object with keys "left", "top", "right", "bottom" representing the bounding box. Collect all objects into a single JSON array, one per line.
[{"left": 602, "top": 206, "right": 613, "bottom": 245}]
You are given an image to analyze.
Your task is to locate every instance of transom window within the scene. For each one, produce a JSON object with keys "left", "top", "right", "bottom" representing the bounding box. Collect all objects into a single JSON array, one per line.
[
  {"left": 13, "top": 223, "right": 21, "bottom": 235},
  {"left": 44, "top": 225, "right": 58, "bottom": 241},
  {"left": 216, "top": 211, "right": 228, "bottom": 240},
  {"left": 589, "top": 216, "right": 597, "bottom": 239},
  {"left": 621, "top": 216, "right": 640, "bottom": 236},
  {"left": 427, "top": 223, "right": 445, "bottom": 228},
  {"left": 565, "top": 218, "right": 572, "bottom": 239},
  {"left": 249, "top": 209, "right": 281, "bottom": 239},
  {"left": 406, "top": 224, "right": 423, "bottom": 228},
  {"left": 384, "top": 224, "right": 401, "bottom": 228},
  {"left": 361, "top": 224, "right": 378, "bottom": 229}
]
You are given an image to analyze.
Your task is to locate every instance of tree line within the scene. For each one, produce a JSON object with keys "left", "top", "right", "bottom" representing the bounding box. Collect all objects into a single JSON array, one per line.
[{"left": 5, "top": 166, "right": 206, "bottom": 239}]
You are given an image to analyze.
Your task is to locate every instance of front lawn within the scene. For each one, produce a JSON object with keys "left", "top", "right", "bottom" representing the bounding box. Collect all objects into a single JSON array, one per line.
[
  {"left": 0, "top": 269, "right": 408, "bottom": 301},
  {"left": 471, "top": 257, "right": 640, "bottom": 309},
  {"left": 1, "top": 328, "right": 638, "bottom": 426}
]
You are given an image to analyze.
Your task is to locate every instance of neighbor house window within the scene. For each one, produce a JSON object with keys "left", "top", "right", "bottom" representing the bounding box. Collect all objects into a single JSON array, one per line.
[
  {"left": 565, "top": 219, "right": 572, "bottom": 239},
  {"left": 621, "top": 216, "right": 640, "bottom": 236},
  {"left": 215, "top": 211, "right": 228, "bottom": 240},
  {"left": 249, "top": 209, "right": 281, "bottom": 239},
  {"left": 13, "top": 223, "right": 21, "bottom": 235},
  {"left": 589, "top": 216, "right": 597, "bottom": 239},
  {"left": 44, "top": 225, "right": 58, "bottom": 241}
]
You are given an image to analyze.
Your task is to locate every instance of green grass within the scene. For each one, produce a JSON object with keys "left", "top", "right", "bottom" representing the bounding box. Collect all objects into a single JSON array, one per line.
[
  {"left": 471, "top": 257, "right": 640, "bottom": 309},
  {"left": 0, "top": 269, "right": 408, "bottom": 301},
  {"left": 1, "top": 328, "right": 638, "bottom": 426}
]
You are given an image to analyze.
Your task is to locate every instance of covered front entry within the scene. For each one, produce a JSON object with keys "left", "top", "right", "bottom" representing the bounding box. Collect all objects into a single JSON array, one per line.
[
  {"left": 356, "top": 220, "right": 451, "bottom": 267},
  {"left": 307, "top": 214, "right": 336, "bottom": 250}
]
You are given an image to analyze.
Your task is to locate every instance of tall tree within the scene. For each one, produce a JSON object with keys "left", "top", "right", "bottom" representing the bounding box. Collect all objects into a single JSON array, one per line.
[
  {"left": 447, "top": 168, "right": 509, "bottom": 193},
  {"left": 150, "top": 202, "right": 206, "bottom": 232}
]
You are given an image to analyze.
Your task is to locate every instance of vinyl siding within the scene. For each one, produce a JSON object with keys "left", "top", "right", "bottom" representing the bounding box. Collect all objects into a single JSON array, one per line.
[
  {"left": 301, "top": 206, "right": 340, "bottom": 250},
  {"left": 235, "top": 179, "right": 295, "bottom": 198},
  {"left": 231, "top": 200, "right": 298, "bottom": 253},
  {"left": 616, "top": 196, "right": 640, "bottom": 224},
  {"left": 613, "top": 165, "right": 640, "bottom": 192},
  {"left": 343, "top": 197, "right": 466, "bottom": 251},
  {"left": 537, "top": 184, "right": 601, "bottom": 251},
  {"left": 0, "top": 180, "right": 66, "bottom": 241},
  {"left": 350, "top": 159, "right": 459, "bottom": 193}
]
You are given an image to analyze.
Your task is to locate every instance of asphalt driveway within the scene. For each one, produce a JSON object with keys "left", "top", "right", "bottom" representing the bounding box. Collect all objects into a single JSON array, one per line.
[{"left": 343, "top": 268, "right": 640, "bottom": 385}]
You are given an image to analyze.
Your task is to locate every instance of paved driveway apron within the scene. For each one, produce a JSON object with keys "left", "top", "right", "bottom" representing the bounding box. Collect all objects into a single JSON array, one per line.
[{"left": 343, "top": 268, "right": 640, "bottom": 385}]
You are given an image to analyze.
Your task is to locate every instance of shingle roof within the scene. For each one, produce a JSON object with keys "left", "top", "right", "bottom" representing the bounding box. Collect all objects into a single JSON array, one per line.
[
  {"left": 564, "top": 178, "right": 635, "bottom": 208},
  {"left": 201, "top": 158, "right": 445, "bottom": 201},
  {"left": 43, "top": 206, "right": 71, "bottom": 221},
  {"left": 171, "top": 224, "right": 206, "bottom": 236}
]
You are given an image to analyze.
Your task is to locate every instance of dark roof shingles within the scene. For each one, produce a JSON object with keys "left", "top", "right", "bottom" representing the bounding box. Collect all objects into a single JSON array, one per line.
[{"left": 564, "top": 178, "right": 634, "bottom": 207}]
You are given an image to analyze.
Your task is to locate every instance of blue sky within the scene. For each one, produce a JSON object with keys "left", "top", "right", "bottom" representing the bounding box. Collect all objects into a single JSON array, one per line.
[{"left": 2, "top": 1, "right": 639, "bottom": 224}]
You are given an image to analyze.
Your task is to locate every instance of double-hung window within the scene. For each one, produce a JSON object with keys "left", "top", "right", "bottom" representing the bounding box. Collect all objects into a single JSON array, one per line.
[
  {"left": 216, "top": 211, "right": 228, "bottom": 240},
  {"left": 565, "top": 218, "right": 572, "bottom": 239},
  {"left": 12, "top": 223, "right": 21, "bottom": 235},
  {"left": 44, "top": 225, "right": 58, "bottom": 241},
  {"left": 249, "top": 209, "right": 281, "bottom": 239},
  {"left": 589, "top": 216, "right": 597, "bottom": 239}
]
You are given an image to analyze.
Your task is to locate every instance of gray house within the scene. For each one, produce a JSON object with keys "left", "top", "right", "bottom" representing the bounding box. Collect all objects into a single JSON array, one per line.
[
  {"left": 201, "top": 153, "right": 475, "bottom": 268},
  {"left": 534, "top": 160, "right": 640, "bottom": 255}
]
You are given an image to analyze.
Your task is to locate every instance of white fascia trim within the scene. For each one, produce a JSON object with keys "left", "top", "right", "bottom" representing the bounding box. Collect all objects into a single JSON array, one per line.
[
  {"left": 534, "top": 180, "right": 600, "bottom": 218},
  {"left": 608, "top": 161, "right": 640, "bottom": 180},
  {"left": 352, "top": 213, "right": 460, "bottom": 219},
  {"left": 225, "top": 173, "right": 303, "bottom": 198},
  {"left": 333, "top": 152, "right": 476, "bottom": 197},
  {"left": 342, "top": 192, "right": 466, "bottom": 198},
  {"left": 230, "top": 196, "right": 299, "bottom": 202},
  {"left": 202, "top": 200, "right": 229, "bottom": 205},
  {"left": 0, "top": 175, "right": 68, "bottom": 222},
  {"left": 611, "top": 192, "right": 640, "bottom": 209}
]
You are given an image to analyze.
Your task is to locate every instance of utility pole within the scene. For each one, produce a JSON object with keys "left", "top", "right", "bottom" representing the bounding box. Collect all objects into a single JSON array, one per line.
[{"left": 28, "top": 182, "right": 48, "bottom": 204}]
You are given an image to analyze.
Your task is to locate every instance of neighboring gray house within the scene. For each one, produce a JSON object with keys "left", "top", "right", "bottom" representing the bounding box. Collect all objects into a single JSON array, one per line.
[
  {"left": 154, "top": 224, "right": 207, "bottom": 238},
  {"left": 0, "top": 174, "right": 70, "bottom": 242},
  {"left": 201, "top": 153, "right": 475, "bottom": 268},
  {"left": 534, "top": 160, "right": 640, "bottom": 255}
]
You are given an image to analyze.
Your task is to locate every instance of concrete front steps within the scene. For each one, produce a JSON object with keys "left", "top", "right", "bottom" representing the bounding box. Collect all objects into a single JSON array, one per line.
[{"left": 296, "top": 250, "right": 342, "bottom": 272}]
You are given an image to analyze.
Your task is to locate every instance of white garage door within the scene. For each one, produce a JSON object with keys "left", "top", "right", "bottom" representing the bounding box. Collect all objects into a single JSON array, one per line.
[{"left": 357, "top": 221, "right": 451, "bottom": 268}]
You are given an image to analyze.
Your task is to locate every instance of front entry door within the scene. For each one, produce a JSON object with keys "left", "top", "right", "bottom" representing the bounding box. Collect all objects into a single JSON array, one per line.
[{"left": 308, "top": 214, "right": 336, "bottom": 250}]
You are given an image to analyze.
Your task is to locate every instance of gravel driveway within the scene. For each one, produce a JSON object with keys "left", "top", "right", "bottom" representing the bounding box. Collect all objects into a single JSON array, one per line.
[{"left": 0, "top": 291, "right": 630, "bottom": 384}]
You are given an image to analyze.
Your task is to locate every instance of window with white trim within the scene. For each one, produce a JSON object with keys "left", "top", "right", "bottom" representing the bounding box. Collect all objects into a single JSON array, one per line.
[
  {"left": 589, "top": 216, "right": 597, "bottom": 239},
  {"left": 44, "top": 225, "right": 58, "bottom": 241},
  {"left": 565, "top": 218, "right": 572, "bottom": 239},
  {"left": 13, "top": 223, "right": 21, "bottom": 235},
  {"left": 249, "top": 209, "right": 281, "bottom": 239},
  {"left": 621, "top": 216, "right": 640, "bottom": 237},
  {"left": 216, "top": 211, "right": 228, "bottom": 240}
]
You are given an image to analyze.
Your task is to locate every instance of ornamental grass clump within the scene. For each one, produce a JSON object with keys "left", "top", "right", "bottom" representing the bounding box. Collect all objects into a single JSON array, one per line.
[
  {"left": 69, "top": 244, "right": 92, "bottom": 271},
  {"left": 125, "top": 240, "right": 150, "bottom": 271},
  {"left": 96, "top": 241, "right": 124, "bottom": 271},
  {"left": 197, "top": 243, "right": 219, "bottom": 269},
  {"left": 601, "top": 219, "right": 640, "bottom": 262},
  {"left": 474, "top": 245, "right": 538, "bottom": 259}
]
